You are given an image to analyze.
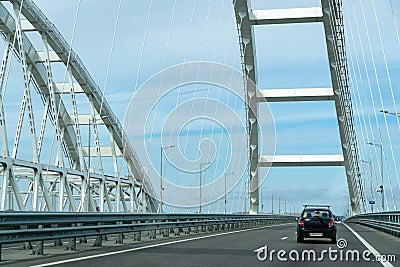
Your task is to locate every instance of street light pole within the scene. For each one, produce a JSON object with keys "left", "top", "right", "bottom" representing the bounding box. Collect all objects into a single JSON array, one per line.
[
  {"left": 360, "top": 160, "right": 373, "bottom": 212},
  {"left": 224, "top": 172, "right": 234, "bottom": 214},
  {"left": 159, "top": 145, "right": 175, "bottom": 213},
  {"left": 271, "top": 192, "right": 274, "bottom": 214},
  {"left": 367, "top": 142, "right": 384, "bottom": 211},
  {"left": 285, "top": 199, "right": 287, "bottom": 214},
  {"left": 199, "top": 161, "right": 211, "bottom": 213},
  {"left": 261, "top": 189, "right": 263, "bottom": 213},
  {"left": 380, "top": 109, "right": 400, "bottom": 117},
  {"left": 278, "top": 196, "right": 281, "bottom": 214},
  {"left": 378, "top": 109, "right": 400, "bottom": 210},
  {"left": 260, "top": 187, "right": 269, "bottom": 214}
]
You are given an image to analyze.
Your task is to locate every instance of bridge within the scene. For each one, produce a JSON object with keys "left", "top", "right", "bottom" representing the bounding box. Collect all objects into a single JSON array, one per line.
[{"left": 0, "top": 0, "right": 398, "bottom": 266}]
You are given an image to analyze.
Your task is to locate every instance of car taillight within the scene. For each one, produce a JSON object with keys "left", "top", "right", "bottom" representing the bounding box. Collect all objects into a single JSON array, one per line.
[
  {"left": 299, "top": 219, "right": 305, "bottom": 227},
  {"left": 328, "top": 220, "right": 334, "bottom": 227}
]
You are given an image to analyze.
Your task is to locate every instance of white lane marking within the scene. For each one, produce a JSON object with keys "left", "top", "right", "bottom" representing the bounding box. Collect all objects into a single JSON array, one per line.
[
  {"left": 343, "top": 223, "right": 394, "bottom": 267},
  {"left": 281, "top": 236, "right": 288, "bottom": 240},
  {"left": 31, "top": 223, "right": 290, "bottom": 267}
]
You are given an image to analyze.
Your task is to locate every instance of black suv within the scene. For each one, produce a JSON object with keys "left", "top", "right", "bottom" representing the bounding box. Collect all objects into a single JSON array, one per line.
[{"left": 296, "top": 205, "right": 337, "bottom": 243}]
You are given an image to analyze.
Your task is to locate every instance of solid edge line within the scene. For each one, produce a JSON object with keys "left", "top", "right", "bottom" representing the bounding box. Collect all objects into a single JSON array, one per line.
[
  {"left": 30, "top": 223, "right": 290, "bottom": 267},
  {"left": 343, "top": 223, "right": 394, "bottom": 267}
]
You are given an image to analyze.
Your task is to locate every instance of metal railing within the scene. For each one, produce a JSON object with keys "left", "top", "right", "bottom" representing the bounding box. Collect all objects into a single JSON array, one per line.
[
  {"left": 345, "top": 212, "right": 400, "bottom": 238},
  {"left": 0, "top": 212, "right": 294, "bottom": 260}
]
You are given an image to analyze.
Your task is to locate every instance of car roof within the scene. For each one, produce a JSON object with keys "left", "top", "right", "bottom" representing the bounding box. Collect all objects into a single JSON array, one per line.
[{"left": 303, "top": 208, "right": 331, "bottom": 212}]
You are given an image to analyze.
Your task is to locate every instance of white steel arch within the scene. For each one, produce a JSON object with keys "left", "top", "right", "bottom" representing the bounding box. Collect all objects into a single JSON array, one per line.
[
  {"left": 234, "top": 0, "right": 366, "bottom": 214},
  {"left": 0, "top": 0, "right": 157, "bottom": 212}
]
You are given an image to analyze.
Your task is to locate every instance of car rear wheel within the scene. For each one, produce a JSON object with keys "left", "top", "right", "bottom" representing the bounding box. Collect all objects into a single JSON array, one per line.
[{"left": 297, "top": 236, "right": 303, "bottom": 243}]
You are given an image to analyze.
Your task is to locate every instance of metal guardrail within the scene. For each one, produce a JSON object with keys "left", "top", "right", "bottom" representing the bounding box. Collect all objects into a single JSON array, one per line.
[
  {"left": 345, "top": 212, "right": 400, "bottom": 238},
  {"left": 0, "top": 212, "right": 294, "bottom": 260}
]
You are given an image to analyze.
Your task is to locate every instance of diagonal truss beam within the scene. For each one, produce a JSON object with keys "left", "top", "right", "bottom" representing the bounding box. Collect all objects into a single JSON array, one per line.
[{"left": 0, "top": 0, "right": 157, "bottom": 212}]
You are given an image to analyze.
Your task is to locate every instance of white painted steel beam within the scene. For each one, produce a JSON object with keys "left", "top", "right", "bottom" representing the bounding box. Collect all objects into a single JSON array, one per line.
[
  {"left": 321, "top": 0, "right": 363, "bottom": 214},
  {"left": 250, "top": 7, "right": 323, "bottom": 25},
  {"left": 35, "top": 51, "right": 62, "bottom": 62},
  {"left": 257, "top": 88, "right": 334, "bottom": 102},
  {"left": 0, "top": 1, "right": 153, "bottom": 213},
  {"left": 54, "top": 82, "right": 84, "bottom": 94},
  {"left": 20, "top": 19, "right": 35, "bottom": 31},
  {"left": 234, "top": 0, "right": 260, "bottom": 215},
  {"left": 82, "top": 146, "right": 122, "bottom": 157},
  {"left": 65, "top": 114, "right": 105, "bottom": 125},
  {"left": 234, "top": 0, "right": 362, "bottom": 215},
  {"left": 259, "top": 155, "right": 344, "bottom": 167}
]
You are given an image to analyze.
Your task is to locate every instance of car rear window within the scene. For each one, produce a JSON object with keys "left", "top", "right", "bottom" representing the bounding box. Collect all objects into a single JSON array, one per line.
[{"left": 301, "top": 209, "right": 331, "bottom": 218}]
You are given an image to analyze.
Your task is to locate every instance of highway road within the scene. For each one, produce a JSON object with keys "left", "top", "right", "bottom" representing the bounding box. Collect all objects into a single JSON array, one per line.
[{"left": 4, "top": 222, "right": 400, "bottom": 267}]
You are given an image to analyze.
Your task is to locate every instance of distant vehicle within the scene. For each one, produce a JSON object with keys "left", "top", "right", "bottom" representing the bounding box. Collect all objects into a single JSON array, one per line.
[
  {"left": 333, "top": 215, "right": 344, "bottom": 223},
  {"left": 296, "top": 205, "right": 337, "bottom": 243}
]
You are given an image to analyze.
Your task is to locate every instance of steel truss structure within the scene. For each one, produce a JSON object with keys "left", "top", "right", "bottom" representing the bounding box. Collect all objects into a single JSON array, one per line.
[
  {"left": 234, "top": 0, "right": 365, "bottom": 214},
  {"left": 0, "top": 0, "right": 157, "bottom": 212}
]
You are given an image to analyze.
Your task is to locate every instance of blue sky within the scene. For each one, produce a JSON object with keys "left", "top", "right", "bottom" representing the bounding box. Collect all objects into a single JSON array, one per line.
[{"left": 12, "top": 0, "right": 400, "bottom": 215}]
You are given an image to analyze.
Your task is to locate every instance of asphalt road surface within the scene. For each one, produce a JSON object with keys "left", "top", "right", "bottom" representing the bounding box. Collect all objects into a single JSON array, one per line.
[{"left": 5, "top": 222, "right": 400, "bottom": 267}]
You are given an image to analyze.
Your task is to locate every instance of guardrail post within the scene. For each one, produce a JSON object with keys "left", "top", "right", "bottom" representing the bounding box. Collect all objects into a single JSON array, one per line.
[
  {"left": 51, "top": 224, "right": 62, "bottom": 247},
  {"left": 94, "top": 221, "right": 103, "bottom": 247},
  {"left": 32, "top": 224, "right": 44, "bottom": 255},
  {"left": 67, "top": 223, "right": 77, "bottom": 250},
  {"left": 67, "top": 237, "right": 76, "bottom": 251},
  {"left": 116, "top": 222, "right": 124, "bottom": 244},
  {"left": 163, "top": 227, "right": 170, "bottom": 237},
  {"left": 21, "top": 224, "right": 33, "bottom": 250},
  {"left": 134, "top": 231, "right": 141, "bottom": 241},
  {"left": 34, "top": 240, "right": 44, "bottom": 255},
  {"left": 23, "top": 242, "right": 33, "bottom": 250},
  {"left": 184, "top": 222, "right": 190, "bottom": 235},
  {"left": 116, "top": 233, "right": 124, "bottom": 244},
  {"left": 149, "top": 229, "right": 156, "bottom": 239},
  {"left": 162, "top": 220, "right": 169, "bottom": 237},
  {"left": 94, "top": 219, "right": 104, "bottom": 247},
  {"left": 94, "top": 235, "right": 102, "bottom": 247},
  {"left": 173, "top": 226, "right": 180, "bottom": 236}
]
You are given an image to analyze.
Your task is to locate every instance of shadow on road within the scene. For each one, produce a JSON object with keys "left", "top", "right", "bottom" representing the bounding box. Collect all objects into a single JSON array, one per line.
[{"left": 299, "top": 239, "right": 335, "bottom": 244}]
